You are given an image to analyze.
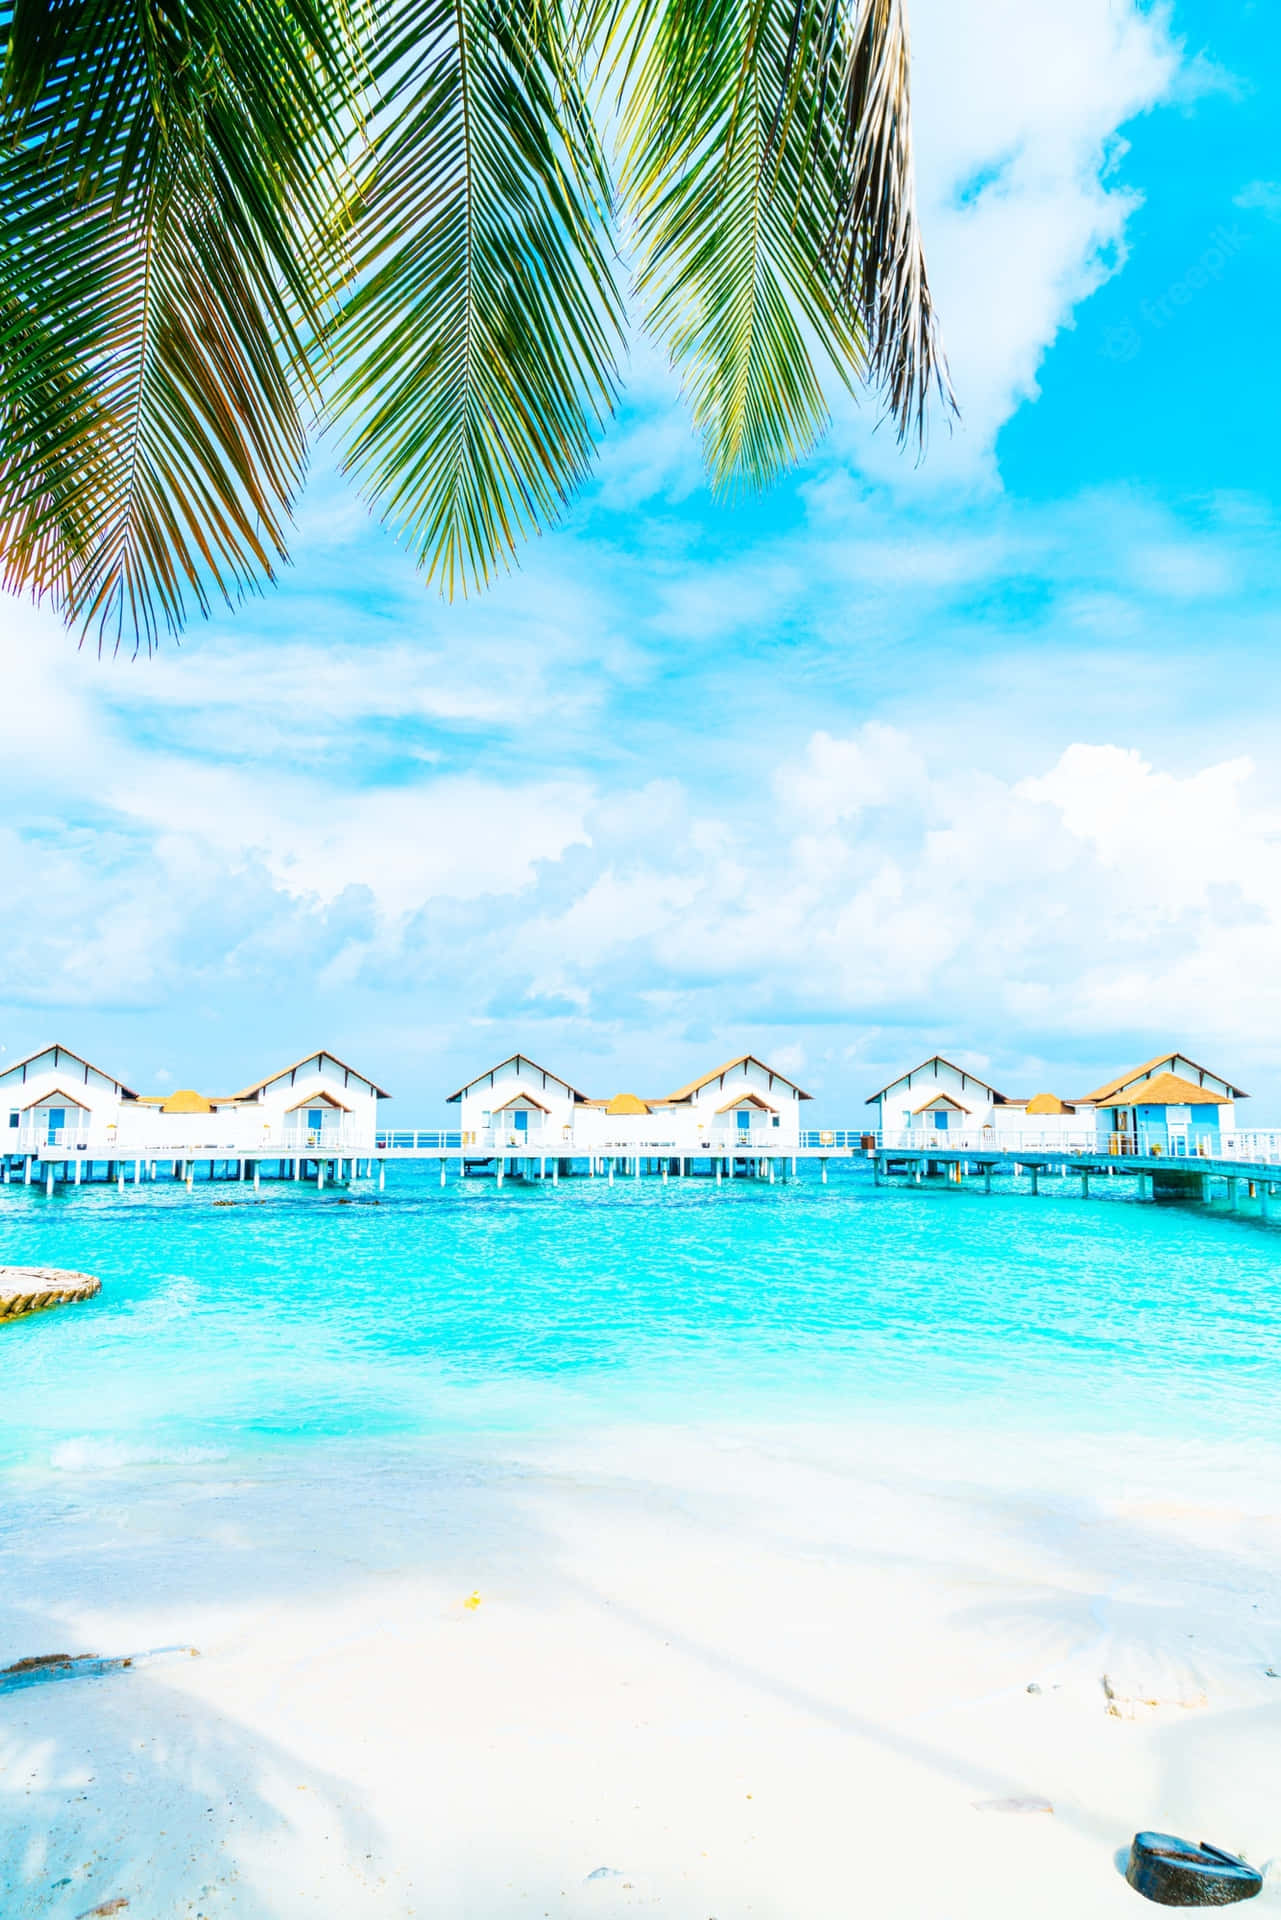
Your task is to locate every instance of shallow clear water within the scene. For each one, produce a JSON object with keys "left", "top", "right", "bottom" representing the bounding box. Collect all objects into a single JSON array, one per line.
[{"left": 2, "top": 1161, "right": 1280, "bottom": 1473}]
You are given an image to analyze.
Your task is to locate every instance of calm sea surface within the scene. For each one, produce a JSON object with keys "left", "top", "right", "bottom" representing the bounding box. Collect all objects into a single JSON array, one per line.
[{"left": 3, "top": 1161, "right": 1280, "bottom": 1475}]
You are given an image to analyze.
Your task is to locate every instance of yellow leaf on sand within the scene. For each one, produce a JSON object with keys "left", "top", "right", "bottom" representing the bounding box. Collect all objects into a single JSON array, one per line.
[{"left": 464, "top": 1591, "right": 482, "bottom": 1611}]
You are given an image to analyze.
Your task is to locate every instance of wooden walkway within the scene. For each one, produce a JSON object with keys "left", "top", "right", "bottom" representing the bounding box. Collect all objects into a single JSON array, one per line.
[{"left": 875, "top": 1146, "right": 1279, "bottom": 1213}]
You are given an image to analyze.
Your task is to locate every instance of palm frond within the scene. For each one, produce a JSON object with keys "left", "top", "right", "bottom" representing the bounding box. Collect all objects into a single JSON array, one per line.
[
  {"left": 604, "top": 0, "right": 948, "bottom": 492},
  {"left": 0, "top": 0, "right": 358, "bottom": 652},
  {"left": 330, "top": 0, "right": 625, "bottom": 596},
  {"left": 824, "top": 0, "right": 950, "bottom": 444}
]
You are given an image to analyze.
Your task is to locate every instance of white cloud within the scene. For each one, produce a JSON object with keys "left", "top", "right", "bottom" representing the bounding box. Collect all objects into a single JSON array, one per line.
[
  {"left": 503, "top": 730, "right": 1281, "bottom": 1098},
  {"left": 1234, "top": 181, "right": 1281, "bottom": 222},
  {"left": 6, "top": 569, "right": 1281, "bottom": 1107},
  {"left": 846, "top": 0, "right": 1180, "bottom": 483}
]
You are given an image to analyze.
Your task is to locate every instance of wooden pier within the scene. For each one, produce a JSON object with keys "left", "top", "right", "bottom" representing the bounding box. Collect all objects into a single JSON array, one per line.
[
  {"left": 874, "top": 1146, "right": 1280, "bottom": 1215},
  {"left": 0, "top": 1143, "right": 860, "bottom": 1197}
]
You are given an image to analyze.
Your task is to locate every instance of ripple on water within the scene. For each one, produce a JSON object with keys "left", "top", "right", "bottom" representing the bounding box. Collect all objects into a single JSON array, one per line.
[{"left": 1, "top": 1162, "right": 1279, "bottom": 1471}]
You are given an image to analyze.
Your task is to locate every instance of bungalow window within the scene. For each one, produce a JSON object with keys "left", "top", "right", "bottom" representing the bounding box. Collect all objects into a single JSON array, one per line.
[
  {"left": 7, "top": 1111, "right": 16, "bottom": 1129},
  {"left": 771, "top": 1114, "right": 780, "bottom": 1128}
]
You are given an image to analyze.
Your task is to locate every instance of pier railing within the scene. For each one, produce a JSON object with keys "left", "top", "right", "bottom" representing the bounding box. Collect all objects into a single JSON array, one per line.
[
  {"left": 378, "top": 1130, "right": 462, "bottom": 1150},
  {"left": 873, "top": 1127, "right": 1281, "bottom": 1163},
  {"left": 7, "top": 1124, "right": 375, "bottom": 1156},
  {"left": 374, "top": 1128, "right": 809, "bottom": 1154}
]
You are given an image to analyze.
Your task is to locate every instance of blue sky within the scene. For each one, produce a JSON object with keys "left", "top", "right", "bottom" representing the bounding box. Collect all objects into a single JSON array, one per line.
[{"left": 3, "top": 0, "right": 1279, "bottom": 1122}]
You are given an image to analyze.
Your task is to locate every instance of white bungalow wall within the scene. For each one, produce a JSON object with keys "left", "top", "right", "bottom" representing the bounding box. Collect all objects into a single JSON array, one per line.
[
  {"left": 455, "top": 1060, "right": 582, "bottom": 1146},
  {"left": 869, "top": 1060, "right": 1100, "bottom": 1147},
  {"left": 0, "top": 1048, "right": 130, "bottom": 1150},
  {"left": 240, "top": 1059, "right": 382, "bottom": 1147},
  {"left": 678, "top": 1059, "right": 805, "bottom": 1149},
  {"left": 870, "top": 1060, "right": 1001, "bottom": 1141}
]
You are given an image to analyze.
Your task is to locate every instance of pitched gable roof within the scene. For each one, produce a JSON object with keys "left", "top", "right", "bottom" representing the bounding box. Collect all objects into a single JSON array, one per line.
[
  {"left": 1083, "top": 1052, "right": 1247, "bottom": 1104},
  {"left": 18, "top": 1086, "right": 94, "bottom": 1111},
  {"left": 492, "top": 1092, "right": 551, "bottom": 1114},
  {"left": 1112, "top": 1071, "right": 1232, "bottom": 1108},
  {"left": 230, "top": 1050, "right": 390, "bottom": 1101},
  {"left": 0, "top": 1044, "right": 138, "bottom": 1100},
  {"left": 715, "top": 1089, "right": 777, "bottom": 1114},
  {"left": 912, "top": 1093, "right": 966, "bottom": 1114},
  {"left": 865, "top": 1056, "right": 1007, "bottom": 1105},
  {"left": 666, "top": 1054, "right": 811, "bottom": 1102},
  {"left": 446, "top": 1054, "right": 590, "bottom": 1104}
]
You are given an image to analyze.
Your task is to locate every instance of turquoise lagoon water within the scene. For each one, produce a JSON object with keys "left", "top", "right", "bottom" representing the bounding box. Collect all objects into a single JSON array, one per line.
[{"left": 2, "top": 1161, "right": 1281, "bottom": 1473}]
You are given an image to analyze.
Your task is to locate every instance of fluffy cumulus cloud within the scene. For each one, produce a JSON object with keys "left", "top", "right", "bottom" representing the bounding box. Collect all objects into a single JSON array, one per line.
[
  {"left": 827, "top": 0, "right": 1180, "bottom": 482},
  {"left": 6, "top": 548, "right": 1281, "bottom": 1111}
]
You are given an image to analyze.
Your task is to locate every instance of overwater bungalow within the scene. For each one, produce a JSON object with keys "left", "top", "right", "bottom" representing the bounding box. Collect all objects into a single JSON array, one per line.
[
  {"left": 868, "top": 1048, "right": 1249, "bottom": 1155},
  {"left": 1081, "top": 1053, "right": 1246, "bottom": 1155},
  {"left": 449, "top": 1052, "right": 811, "bottom": 1154},
  {"left": 1, "top": 1044, "right": 138, "bottom": 1152},
  {"left": 2, "top": 1045, "right": 388, "bottom": 1158}
]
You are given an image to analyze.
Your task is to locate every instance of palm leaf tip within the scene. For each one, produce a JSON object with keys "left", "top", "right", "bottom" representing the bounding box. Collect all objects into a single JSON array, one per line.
[
  {"left": 617, "top": 0, "right": 951, "bottom": 495},
  {"left": 825, "top": 0, "right": 954, "bottom": 444}
]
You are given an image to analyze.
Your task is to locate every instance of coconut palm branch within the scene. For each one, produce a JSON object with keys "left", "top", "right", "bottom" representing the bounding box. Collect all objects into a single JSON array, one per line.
[
  {"left": 0, "top": 0, "right": 356, "bottom": 651},
  {"left": 331, "top": 0, "right": 625, "bottom": 595},
  {"left": 0, "top": 0, "right": 947, "bottom": 646}
]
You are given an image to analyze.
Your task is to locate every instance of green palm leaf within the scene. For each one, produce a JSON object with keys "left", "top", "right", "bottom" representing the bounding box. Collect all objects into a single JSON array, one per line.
[
  {"left": 0, "top": 0, "right": 948, "bottom": 644},
  {"left": 607, "top": 0, "right": 948, "bottom": 489},
  {"left": 0, "top": 0, "right": 356, "bottom": 651},
  {"left": 330, "top": 0, "right": 625, "bottom": 594}
]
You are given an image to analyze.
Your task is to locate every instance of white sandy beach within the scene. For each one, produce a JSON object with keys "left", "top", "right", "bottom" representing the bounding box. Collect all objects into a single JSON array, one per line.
[{"left": 5, "top": 1419, "right": 1281, "bottom": 1919}]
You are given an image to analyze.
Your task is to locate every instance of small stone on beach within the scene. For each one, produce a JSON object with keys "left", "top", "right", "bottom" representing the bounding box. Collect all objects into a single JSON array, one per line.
[
  {"left": 1026, "top": 1682, "right": 1042, "bottom": 1694},
  {"left": 586, "top": 1866, "right": 623, "bottom": 1880}
]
